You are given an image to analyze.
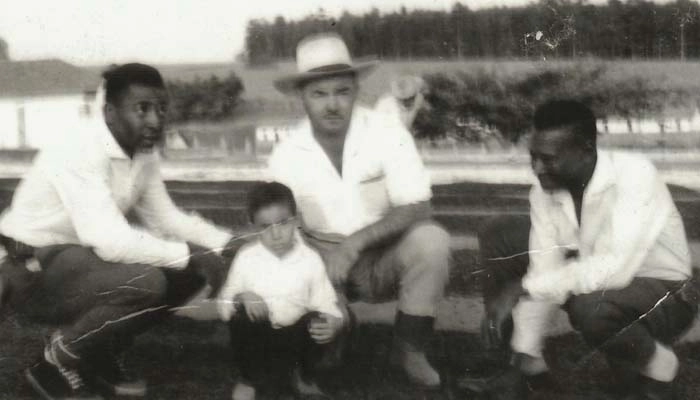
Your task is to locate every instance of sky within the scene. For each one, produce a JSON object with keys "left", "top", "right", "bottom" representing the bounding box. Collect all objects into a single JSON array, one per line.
[{"left": 0, "top": 0, "right": 537, "bottom": 66}]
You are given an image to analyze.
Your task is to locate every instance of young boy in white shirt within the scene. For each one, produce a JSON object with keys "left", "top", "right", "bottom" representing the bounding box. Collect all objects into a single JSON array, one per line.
[{"left": 218, "top": 182, "right": 344, "bottom": 400}]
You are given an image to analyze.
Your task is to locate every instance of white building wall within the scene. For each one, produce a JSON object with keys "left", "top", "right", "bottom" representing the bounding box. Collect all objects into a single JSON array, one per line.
[
  {"left": 0, "top": 100, "right": 20, "bottom": 148},
  {"left": 0, "top": 94, "right": 95, "bottom": 149}
]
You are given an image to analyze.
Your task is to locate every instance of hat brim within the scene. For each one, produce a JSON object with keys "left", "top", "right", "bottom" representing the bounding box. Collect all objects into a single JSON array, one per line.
[{"left": 274, "top": 61, "right": 379, "bottom": 95}]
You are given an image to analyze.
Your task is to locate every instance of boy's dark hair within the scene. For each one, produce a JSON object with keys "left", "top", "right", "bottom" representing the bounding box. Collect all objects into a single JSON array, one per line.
[
  {"left": 102, "top": 63, "right": 165, "bottom": 105},
  {"left": 533, "top": 99, "right": 597, "bottom": 149},
  {"left": 247, "top": 182, "right": 297, "bottom": 223}
]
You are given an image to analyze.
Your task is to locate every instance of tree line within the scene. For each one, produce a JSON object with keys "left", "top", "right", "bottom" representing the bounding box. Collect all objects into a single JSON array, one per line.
[{"left": 244, "top": 0, "right": 700, "bottom": 63}]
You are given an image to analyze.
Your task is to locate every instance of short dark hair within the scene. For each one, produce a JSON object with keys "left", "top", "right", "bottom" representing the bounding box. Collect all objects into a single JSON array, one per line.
[
  {"left": 533, "top": 99, "right": 597, "bottom": 149},
  {"left": 102, "top": 63, "right": 165, "bottom": 105},
  {"left": 247, "top": 182, "right": 297, "bottom": 223}
]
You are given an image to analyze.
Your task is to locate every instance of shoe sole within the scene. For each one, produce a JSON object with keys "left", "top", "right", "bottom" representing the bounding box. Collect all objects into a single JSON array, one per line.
[
  {"left": 94, "top": 376, "right": 147, "bottom": 397},
  {"left": 26, "top": 368, "right": 104, "bottom": 400}
]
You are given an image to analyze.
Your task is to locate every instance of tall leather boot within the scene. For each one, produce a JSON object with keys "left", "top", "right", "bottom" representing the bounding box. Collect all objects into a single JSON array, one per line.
[{"left": 390, "top": 311, "right": 441, "bottom": 388}]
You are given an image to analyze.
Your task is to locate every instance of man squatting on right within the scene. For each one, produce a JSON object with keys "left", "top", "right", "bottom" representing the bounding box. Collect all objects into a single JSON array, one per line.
[{"left": 476, "top": 100, "right": 698, "bottom": 399}]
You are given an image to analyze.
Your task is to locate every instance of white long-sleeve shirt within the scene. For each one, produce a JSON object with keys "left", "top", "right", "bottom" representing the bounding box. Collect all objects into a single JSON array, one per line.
[
  {"left": 523, "top": 150, "right": 691, "bottom": 303},
  {"left": 511, "top": 151, "right": 692, "bottom": 358},
  {"left": 217, "top": 238, "right": 343, "bottom": 328},
  {"left": 0, "top": 119, "right": 231, "bottom": 269}
]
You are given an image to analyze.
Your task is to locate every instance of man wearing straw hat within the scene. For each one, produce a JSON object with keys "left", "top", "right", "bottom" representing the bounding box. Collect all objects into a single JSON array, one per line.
[
  {"left": 0, "top": 63, "right": 241, "bottom": 400},
  {"left": 268, "top": 32, "right": 451, "bottom": 388}
]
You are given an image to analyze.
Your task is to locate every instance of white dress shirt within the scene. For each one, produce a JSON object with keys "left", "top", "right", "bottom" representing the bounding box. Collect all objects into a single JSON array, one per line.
[
  {"left": 0, "top": 119, "right": 231, "bottom": 269},
  {"left": 511, "top": 151, "right": 691, "bottom": 357},
  {"left": 268, "top": 106, "right": 432, "bottom": 237},
  {"left": 217, "top": 237, "right": 343, "bottom": 328}
]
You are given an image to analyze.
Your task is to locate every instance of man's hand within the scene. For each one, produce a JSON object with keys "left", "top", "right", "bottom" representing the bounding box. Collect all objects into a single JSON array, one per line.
[
  {"left": 308, "top": 313, "right": 343, "bottom": 344},
  {"left": 325, "top": 239, "right": 362, "bottom": 286},
  {"left": 237, "top": 292, "right": 269, "bottom": 322},
  {"left": 220, "top": 226, "right": 262, "bottom": 262},
  {"left": 217, "top": 297, "right": 235, "bottom": 322},
  {"left": 187, "top": 243, "right": 228, "bottom": 298},
  {"left": 679, "top": 270, "right": 700, "bottom": 305},
  {"left": 481, "top": 282, "right": 526, "bottom": 350}
]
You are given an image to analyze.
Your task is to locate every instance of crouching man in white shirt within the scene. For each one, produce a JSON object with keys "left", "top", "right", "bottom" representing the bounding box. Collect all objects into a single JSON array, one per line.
[
  {"left": 268, "top": 33, "right": 451, "bottom": 388},
  {"left": 218, "top": 182, "right": 344, "bottom": 400},
  {"left": 465, "top": 100, "right": 698, "bottom": 400},
  {"left": 0, "top": 64, "right": 239, "bottom": 400}
]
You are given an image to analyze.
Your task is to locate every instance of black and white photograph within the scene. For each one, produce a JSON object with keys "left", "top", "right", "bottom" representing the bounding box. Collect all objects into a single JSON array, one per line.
[{"left": 2, "top": 0, "right": 700, "bottom": 399}]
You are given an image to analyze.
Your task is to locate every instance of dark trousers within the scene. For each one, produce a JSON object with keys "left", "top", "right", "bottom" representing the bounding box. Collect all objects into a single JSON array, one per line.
[
  {"left": 229, "top": 311, "right": 324, "bottom": 386},
  {"left": 480, "top": 215, "right": 697, "bottom": 371},
  {"left": 12, "top": 244, "right": 206, "bottom": 358}
]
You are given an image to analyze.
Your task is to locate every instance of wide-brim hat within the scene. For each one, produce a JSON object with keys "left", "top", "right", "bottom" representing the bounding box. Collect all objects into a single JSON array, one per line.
[{"left": 274, "top": 32, "right": 378, "bottom": 94}]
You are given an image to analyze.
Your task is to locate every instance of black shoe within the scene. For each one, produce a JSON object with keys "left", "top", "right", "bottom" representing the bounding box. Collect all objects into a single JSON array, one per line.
[
  {"left": 87, "top": 351, "right": 146, "bottom": 397},
  {"left": 25, "top": 359, "right": 103, "bottom": 400}
]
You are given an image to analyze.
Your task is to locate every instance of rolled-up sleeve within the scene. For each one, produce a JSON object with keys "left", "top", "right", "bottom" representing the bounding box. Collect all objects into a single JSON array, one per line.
[
  {"left": 47, "top": 158, "right": 190, "bottom": 268},
  {"left": 382, "top": 123, "right": 432, "bottom": 206}
]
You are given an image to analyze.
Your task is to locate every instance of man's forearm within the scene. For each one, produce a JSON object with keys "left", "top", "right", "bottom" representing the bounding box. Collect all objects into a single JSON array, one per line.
[{"left": 348, "top": 201, "right": 431, "bottom": 251}]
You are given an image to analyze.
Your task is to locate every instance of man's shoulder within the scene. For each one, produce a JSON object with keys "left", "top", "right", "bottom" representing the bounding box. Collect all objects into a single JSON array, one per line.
[
  {"left": 607, "top": 151, "right": 655, "bottom": 172},
  {"left": 36, "top": 131, "right": 108, "bottom": 172},
  {"left": 605, "top": 151, "right": 659, "bottom": 188}
]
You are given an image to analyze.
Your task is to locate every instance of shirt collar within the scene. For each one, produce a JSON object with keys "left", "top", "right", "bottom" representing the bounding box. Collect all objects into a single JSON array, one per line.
[
  {"left": 94, "top": 118, "right": 130, "bottom": 160},
  {"left": 548, "top": 150, "right": 614, "bottom": 204},
  {"left": 583, "top": 150, "right": 615, "bottom": 197},
  {"left": 290, "top": 105, "right": 366, "bottom": 152}
]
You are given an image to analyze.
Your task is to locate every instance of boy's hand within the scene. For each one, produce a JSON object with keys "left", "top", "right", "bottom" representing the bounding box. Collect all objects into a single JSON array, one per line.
[
  {"left": 308, "top": 313, "right": 343, "bottom": 344},
  {"left": 237, "top": 292, "right": 269, "bottom": 322}
]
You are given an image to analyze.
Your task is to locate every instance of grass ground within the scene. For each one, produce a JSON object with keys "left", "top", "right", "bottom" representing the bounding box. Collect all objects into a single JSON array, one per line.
[{"left": 3, "top": 315, "right": 700, "bottom": 399}]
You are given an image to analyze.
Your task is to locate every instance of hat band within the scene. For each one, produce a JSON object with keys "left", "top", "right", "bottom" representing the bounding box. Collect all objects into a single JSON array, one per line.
[{"left": 306, "top": 63, "right": 353, "bottom": 73}]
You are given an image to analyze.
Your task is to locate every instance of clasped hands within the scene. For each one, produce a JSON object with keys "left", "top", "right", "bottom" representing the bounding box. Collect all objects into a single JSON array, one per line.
[{"left": 220, "top": 292, "right": 343, "bottom": 344}]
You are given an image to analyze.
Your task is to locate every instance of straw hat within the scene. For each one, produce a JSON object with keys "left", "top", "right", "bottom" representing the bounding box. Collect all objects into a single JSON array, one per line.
[{"left": 274, "top": 32, "right": 378, "bottom": 94}]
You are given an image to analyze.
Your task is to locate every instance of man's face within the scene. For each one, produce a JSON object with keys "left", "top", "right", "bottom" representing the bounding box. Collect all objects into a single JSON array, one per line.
[
  {"left": 105, "top": 84, "right": 169, "bottom": 157},
  {"left": 529, "top": 127, "right": 589, "bottom": 191},
  {"left": 254, "top": 204, "right": 298, "bottom": 258},
  {"left": 300, "top": 75, "right": 357, "bottom": 137}
]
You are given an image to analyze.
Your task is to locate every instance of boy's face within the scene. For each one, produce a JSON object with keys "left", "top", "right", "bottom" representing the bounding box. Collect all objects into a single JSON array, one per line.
[{"left": 254, "top": 204, "right": 298, "bottom": 258}]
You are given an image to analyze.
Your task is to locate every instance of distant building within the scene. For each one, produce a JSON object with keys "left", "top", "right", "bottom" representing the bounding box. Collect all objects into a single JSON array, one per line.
[{"left": 0, "top": 59, "right": 98, "bottom": 149}]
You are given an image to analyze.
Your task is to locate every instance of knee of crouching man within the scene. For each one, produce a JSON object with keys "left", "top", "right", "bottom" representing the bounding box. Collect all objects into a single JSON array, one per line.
[{"left": 124, "top": 268, "right": 168, "bottom": 306}]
